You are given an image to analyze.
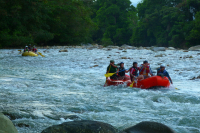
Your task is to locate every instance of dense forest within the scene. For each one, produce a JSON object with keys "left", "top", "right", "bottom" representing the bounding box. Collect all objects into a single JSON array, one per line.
[{"left": 0, "top": 0, "right": 200, "bottom": 48}]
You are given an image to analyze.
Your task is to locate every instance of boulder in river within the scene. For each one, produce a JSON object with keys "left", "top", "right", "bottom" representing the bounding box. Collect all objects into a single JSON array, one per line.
[
  {"left": 106, "top": 46, "right": 120, "bottom": 49},
  {"left": 151, "top": 47, "right": 166, "bottom": 51},
  {"left": 41, "top": 120, "right": 118, "bottom": 133},
  {"left": 121, "top": 57, "right": 128, "bottom": 59},
  {"left": 123, "top": 121, "right": 176, "bottom": 133},
  {"left": 188, "top": 45, "right": 200, "bottom": 51},
  {"left": 190, "top": 75, "right": 200, "bottom": 80},
  {"left": 0, "top": 113, "right": 18, "bottom": 133},
  {"left": 168, "top": 47, "right": 176, "bottom": 50},
  {"left": 155, "top": 54, "right": 166, "bottom": 57},
  {"left": 59, "top": 49, "right": 68, "bottom": 52},
  {"left": 120, "top": 44, "right": 134, "bottom": 49}
]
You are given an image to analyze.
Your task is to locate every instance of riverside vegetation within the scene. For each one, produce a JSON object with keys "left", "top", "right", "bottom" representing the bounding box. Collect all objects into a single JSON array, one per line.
[{"left": 0, "top": 0, "right": 200, "bottom": 48}]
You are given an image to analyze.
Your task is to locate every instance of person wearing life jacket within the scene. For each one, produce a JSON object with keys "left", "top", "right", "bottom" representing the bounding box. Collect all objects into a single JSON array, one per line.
[
  {"left": 117, "top": 62, "right": 129, "bottom": 80},
  {"left": 107, "top": 60, "right": 118, "bottom": 79},
  {"left": 28, "top": 44, "right": 32, "bottom": 51},
  {"left": 129, "top": 62, "right": 144, "bottom": 81},
  {"left": 139, "top": 60, "right": 153, "bottom": 79},
  {"left": 32, "top": 46, "right": 37, "bottom": 53},
  {"left": 157, "top": 65, "right": 173, "bottom": 84},
  {"left": 24, "top": 46, "right": 29, "bottom": 52}
]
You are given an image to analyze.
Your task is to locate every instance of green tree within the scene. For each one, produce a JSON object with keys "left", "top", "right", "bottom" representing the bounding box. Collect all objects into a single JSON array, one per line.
[{"left": 93, "top": 0, "right": 136, "bottom": 46}]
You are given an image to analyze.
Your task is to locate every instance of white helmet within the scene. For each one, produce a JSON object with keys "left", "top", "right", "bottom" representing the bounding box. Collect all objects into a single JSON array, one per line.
[{"left": 160, "top": 64, "right": 165, "bottom": 68}]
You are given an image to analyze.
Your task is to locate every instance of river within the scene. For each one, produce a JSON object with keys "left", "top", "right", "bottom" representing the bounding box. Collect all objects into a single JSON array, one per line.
[{"left": 0, "top": 48, "right": 200, "bottom": 133}]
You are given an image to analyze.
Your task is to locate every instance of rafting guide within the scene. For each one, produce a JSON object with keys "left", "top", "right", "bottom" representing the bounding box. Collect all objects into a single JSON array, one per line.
[{"left": 157, "top": 65, "right": 173, "bottom": 84}]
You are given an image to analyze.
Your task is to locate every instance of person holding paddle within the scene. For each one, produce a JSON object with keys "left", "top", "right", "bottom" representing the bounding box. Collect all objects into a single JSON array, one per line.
[
  {"left": 106, "top": 60, "right": 118, "bottom": 79},
  {"left": 157, "top": 65, "right": 173, "bottom": 84},
  {"left": 117, "top": 62, "right": 129, "bottom": 80}
]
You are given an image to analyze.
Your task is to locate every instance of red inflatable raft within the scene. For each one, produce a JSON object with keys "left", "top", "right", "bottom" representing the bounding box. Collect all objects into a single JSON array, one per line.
[
  {"left": 131, "top": 76, "right": 170, "bottom": 89},
  {"left": 104, "top": 75, "right": 132, "bottom": 87},
  {"left": 104, "top": 75, "right": 170, "bottom": 89}
]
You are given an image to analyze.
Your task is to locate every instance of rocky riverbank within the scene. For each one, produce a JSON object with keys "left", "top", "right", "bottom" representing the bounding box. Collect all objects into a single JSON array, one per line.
[{"left": 36, "top": 44, "right": 200, "bottom": 52}]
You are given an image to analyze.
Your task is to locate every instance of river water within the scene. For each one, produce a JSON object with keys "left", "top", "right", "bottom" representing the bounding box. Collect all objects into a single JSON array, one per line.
[{"left": 0, "top": 48, "right": 200, "bottom": 133}]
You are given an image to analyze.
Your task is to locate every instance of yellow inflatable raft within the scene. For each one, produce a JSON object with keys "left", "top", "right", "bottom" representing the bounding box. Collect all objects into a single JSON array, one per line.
[{"left": 22, "top": 51, "right": 38, "bottom": 57}]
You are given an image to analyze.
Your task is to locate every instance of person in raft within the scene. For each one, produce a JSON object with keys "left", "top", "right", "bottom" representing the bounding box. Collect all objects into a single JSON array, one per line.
[
  {"left": 24, "top": 46, "right": 29, "bottom": 52},
  {"left": 117, "top": 62, "right": 129, "bottom": 80},
  {"left": 28, "top": 44, "right": 32, "bottom": 51},
  {"left": 32, "top": 46, "right": 37, "bottom": 53},
  {"left": 129, "top": 62, "right": 144, "bottom": 81},
  {"left": 139, "top": 60, "right": 153, "bottom": 79},
  {"left": 107, "top": 60, "right": 118, "bottom": 79},
  {"left": 157, "top": 65, "right": 173, "bottom": 84}
]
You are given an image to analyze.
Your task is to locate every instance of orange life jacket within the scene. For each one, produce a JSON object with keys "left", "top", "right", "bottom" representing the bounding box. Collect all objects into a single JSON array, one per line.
[{"left": 139, "top": 65, "right": 150, "bottom": 76}]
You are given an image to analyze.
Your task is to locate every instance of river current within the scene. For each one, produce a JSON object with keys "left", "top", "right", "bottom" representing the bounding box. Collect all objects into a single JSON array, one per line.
[{"left": 0, "top": 48, "right": 200, "bottom": 133}]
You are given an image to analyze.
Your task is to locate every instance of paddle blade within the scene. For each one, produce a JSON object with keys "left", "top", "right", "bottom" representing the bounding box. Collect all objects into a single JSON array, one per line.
[
  {"left": 104, "top": 73, "right": 115, "bottom": 77},
  {"left": 38, "top": 52, "right": 45, "bottom": 57},
  {"left": 130, "top": 81, "right": 134, "bottom": 87}
]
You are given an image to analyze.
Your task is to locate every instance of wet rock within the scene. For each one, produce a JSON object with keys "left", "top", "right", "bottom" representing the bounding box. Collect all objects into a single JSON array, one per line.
[
  {"left": 98, "top": 45, "right": 104, "bottom": 49},
  {"left": 119, "top": 48, "right": 124, "bottom": 50},
  {"left": 188, "top": 45, "right": 200, "bottom": 51},
  {"left": 107, "top": 46, "right": 119, "bottom": 49},
  {"left": 107, "top": 49, "right": 112, "bottom": 51},
  {"left": 121, "top": 57, "right": 128, "bottom": 59},
  {"left": 87, "top": 47, "right": 94, "bottom": 50},
  {"left": 137, "top": 46, "right": 144, "bottom": 50},
  {"left": 155, "top": 54, "right": 166, "bottom": 57},
  {"left": 123, "top": 121, "right": 176, "bottom": 133},
  {"left": 59, "top": 49, "right": 68, "bottom": 52},
  {"left": 41, "top": 120, "right": 118, "bottom": 133},
  {"left": 151, "top": 47, "right": 166, "bottom": 51},
  {"left": 183, "top": 55, "right": 193, "bottom": 59},
  {"left": 43, "top": 113, "right": 80, "bottom": 121},
  {"left": 2, "top": 111, "right": 39, "bottom": 120},
  {"left": 0, "top": 113, "right": 18, "bottom": 133},
  {"left": 92, "top": 65, "right": 99, "bottom": 68},
  {"left": 190, "top": 75, "right": 200, "bottom": 80},
  {"left": 183, "top": 50, "right": 189, "bottom": 52},
  {"left": 3, "top": 111, "right": 27, "bottom": 120},
  {"left": 16, "top": 123, "right": 30, "bottom": 127},
  {"left": 122, "top": 50, "right": 127, "bottom": 52},
  {"left": 168, "top": 47, "right": 176, "bottom": 50},
  {"left": 121, "top": 44, "right": 134, "bottom": 49}
]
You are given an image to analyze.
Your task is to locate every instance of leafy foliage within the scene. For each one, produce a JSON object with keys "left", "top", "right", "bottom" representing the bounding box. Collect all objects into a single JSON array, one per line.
[
  {"left": 131, "top": 0, "right": 200, "bottom": 48},
  {"left": 1, "top": 0, "right": 200, "bottom": 48},
  {"left": 0, "top": 0, "right": 94, "bottom": 48}
]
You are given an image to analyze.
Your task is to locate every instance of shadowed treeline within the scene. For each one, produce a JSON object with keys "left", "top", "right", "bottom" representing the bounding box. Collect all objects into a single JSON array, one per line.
[{"left": 0, "top": 0, "right": 200, "bottom": 48}]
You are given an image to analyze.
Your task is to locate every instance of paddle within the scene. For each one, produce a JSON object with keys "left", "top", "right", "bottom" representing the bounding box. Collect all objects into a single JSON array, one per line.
[
  {"left": 38, "top": 52, "right": 45, "bottom": 57},
  {"left": 104, "top": 69, "right": 128, "bottom": 78},
  {"left": 130, "top": 81, "right": 135, "bottom": 87}
]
